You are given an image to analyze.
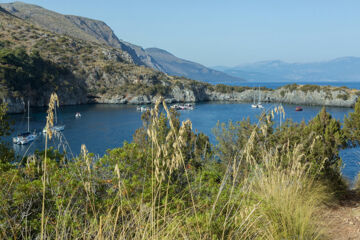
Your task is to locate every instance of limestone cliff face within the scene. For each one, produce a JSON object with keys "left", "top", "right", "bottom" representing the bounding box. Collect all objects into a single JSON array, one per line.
[
  {"left": 205, "top": 87, "right": 358, "bottom": 108},
  {"left": 87, "top": 85, "right": 360, "bottom": 108},
  {"left": 1, "top": 97, "right": 25, "bottom": 114},
  {"left": 4, "top": 85, "right": 359, "bottom": 114},
  {"left": 270, "top": 88, "right": 357, "bottom": 107}
]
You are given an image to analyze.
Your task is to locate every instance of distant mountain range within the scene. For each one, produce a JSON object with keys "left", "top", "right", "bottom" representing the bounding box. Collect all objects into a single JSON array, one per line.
[
  {"left": 144, "top": 48, "right": 243, "bottom": 83},
  {"left": 0, "top": 1, "right": 244, "bottom": 84},
  {"left": 213, "top": 58, "right": 360, "bottom": 82}
]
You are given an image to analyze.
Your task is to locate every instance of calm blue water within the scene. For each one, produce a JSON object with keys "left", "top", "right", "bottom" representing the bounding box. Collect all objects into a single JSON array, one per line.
[{"left": 5, "top": 100, "right": 359, "bottom": 182}]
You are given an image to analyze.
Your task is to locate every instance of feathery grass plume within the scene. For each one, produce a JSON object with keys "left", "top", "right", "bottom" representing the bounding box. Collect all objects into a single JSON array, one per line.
[
  {"left": 250, "top": 142, "right": 329, "bottom": 239},
  {"left": 81, "top": 144, "right": 91, "bottom": 174},
  {"left": 41, "top": 92, "right": 60, "bottom": 240},
  {"left": 44, "top": 93, "right": 59, "bottom": 140},
  {"left": 1, "top": 91, "right": 339, "bottom": 239}
]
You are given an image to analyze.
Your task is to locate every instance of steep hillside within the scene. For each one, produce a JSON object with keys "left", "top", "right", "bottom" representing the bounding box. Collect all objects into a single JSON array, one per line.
[
  {"left": 0, "top": 7, "right": 213, "bottom": 112},
  {"left": 146, "top": 48, "right": 245, "bottom": 83},
  {"left": 0, "top": 1, "right": 152, "bottom": 67},
  {"left": 0, "top": 1, "right": 243, "bottom": 84}
]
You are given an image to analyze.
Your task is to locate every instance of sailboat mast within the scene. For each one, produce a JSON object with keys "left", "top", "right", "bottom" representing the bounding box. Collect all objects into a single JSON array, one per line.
[
  {"left": 55, "top": 101, "right": 57, "bottom": 124},
  {"left": 27, "top": 100, "right": 30, "bottom": 132},
  {"left": 258, "top": 86, "right": 261, "bottom": 104}
]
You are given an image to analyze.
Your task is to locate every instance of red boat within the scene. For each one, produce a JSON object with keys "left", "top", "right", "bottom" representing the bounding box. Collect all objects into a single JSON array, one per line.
[{"left": 295, "top": 106, "right": 303, "bottom": 111}]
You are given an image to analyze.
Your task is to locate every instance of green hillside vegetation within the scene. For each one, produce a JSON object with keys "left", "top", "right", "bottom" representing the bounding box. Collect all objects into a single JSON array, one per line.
[
  {"left": 0, "top": 2, "right": 244, "bottom": 84},
  {"left": 1, "top": 94, "right": 360, "bottom": 239},
  {"left": 0, "top": 2, "right": 122, "bottom": 48},
  {"left": 0, "top": 46, "right": 85, "bottom": 100},
  {"left": 0, "top": 9, "right": 211, "bottom": 105}
]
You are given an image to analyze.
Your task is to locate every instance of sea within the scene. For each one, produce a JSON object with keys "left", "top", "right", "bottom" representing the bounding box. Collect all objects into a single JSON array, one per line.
[{"left": 5, "top": 81, "right": 360, "bottom": 182}]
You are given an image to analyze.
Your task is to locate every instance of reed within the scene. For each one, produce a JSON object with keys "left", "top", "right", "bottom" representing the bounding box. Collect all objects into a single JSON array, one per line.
[
  {"left": 0, "top": 97, "right": 333, "bottom": 239},
  {"left": 41, "top": 92, "right": 59, "bottom": 240}
]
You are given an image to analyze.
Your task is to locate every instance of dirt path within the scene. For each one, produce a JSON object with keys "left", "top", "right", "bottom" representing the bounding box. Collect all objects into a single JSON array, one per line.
[{"left": 323, "top": 191, "right": 360, "bottom": 240}]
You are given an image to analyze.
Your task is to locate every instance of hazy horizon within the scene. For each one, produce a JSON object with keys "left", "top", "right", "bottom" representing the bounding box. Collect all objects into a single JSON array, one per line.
[{"left": 1, "top": 0, "right": 360, "bottom": 67}]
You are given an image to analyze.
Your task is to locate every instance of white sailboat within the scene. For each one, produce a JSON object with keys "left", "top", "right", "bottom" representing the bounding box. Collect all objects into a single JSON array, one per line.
[
  {"left": 257, "top": 86, "right": 264, "bottom": 108},
  {"left": 251, "top": 86, "right": 264, "bottom": 109},
  {"left": 251, "top": 90, "right": 258, "bottom": 108},
  {"left": 136, "top": 106, "right": 150, "bottom": 112},
  {"left": 43, "top": 100, "right": 65, "bottom": 134},
  {"left": 13, "top": 101, "right": 37, "bottom": 145}
]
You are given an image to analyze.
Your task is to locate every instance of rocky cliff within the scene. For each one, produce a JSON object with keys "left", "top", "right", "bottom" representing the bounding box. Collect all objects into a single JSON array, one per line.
[
  {"left": 4, "top": 83, "right": 359, "bottom": 114},
  {"left": 77, "top": 84, "right": 360, "bottom": 109},
  {"left": 204, "top": 85, "right": 358, "bottom": 108},
  {"left": 0, "top": 2, "right": 243, "bottom": 84}
]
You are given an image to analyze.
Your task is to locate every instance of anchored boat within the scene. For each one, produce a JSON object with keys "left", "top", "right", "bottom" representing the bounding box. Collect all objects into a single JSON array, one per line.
[
  {"left": 43, "top": 100, "right": 65, "bottom": 134},
  {"left": 251, "top": 86, "right": 264, "bottom": 109},
  {"left": 171, "top": 103, "right": 194, "bottom": 110},
  {"left": 13, "top": 101, "right": 37, "bottom": 145},
  {"left": 136, "top": 106, "right": 150, "bottom": 112}
]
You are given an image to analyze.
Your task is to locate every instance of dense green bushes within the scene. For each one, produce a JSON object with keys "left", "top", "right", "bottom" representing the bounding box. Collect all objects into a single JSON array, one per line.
[
  {"left": 0, "top": 46, "right": 83, "bottom": 100},
  {"left": 1, "top": 98, "right": 360, "bottom": 238},
  {"left": 209, "top": 84, "right": 253, "bottom": 93}
]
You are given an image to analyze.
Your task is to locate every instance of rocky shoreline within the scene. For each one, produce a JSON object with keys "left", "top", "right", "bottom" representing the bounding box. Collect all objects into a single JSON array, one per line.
[
  {"left": 83, "top": 85, "right": 360, "bottom": 109},
  {"left": 3, "top": 85, "right": 359, "bottom": 114}
]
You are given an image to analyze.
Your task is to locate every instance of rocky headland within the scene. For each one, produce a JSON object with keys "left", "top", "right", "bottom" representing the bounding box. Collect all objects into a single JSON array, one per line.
[{"left": 4, "top": 84, "right": 359, "bottom": 114}]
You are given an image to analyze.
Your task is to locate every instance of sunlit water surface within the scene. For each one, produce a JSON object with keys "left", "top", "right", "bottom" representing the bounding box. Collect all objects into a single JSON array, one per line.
[{"left": 6, "top": 101, "right": 359, "bottom": 182}]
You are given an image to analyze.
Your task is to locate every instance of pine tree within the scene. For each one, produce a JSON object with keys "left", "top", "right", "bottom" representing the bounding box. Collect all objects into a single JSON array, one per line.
[{"left": 344, "top": 98, "right": 360, "bottom": 146}]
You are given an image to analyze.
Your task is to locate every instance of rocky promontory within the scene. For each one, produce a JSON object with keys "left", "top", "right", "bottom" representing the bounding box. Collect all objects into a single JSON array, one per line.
[
  {"left": 93, "top": 84, "right": 359, "bottom": 108},
  {"left": 3, "top": 84, "right": 360, "bottom": 114}
]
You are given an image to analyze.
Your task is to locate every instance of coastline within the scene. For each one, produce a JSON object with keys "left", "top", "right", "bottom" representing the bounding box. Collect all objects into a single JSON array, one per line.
[{"left": 3, "top": 84, "right": 359, "bottom": 114}]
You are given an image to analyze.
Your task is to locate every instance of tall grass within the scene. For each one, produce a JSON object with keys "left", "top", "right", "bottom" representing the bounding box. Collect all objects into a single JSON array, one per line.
[{"left": 0, "top": 96, "right": 331, "bottom": 239}]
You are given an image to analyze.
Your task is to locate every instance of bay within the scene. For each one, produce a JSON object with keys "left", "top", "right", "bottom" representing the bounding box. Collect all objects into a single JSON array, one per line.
[{"left": 5, "top": 81, "right": 360, "bottom": 182}]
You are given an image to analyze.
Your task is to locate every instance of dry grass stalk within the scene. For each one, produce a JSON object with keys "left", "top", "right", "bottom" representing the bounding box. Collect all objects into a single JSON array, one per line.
[
  {"left": 41, "top": 92, "right": 59, "bottom": 240},
  {"left": 6, "top": 96, "right": 330, "bottom": 239}
]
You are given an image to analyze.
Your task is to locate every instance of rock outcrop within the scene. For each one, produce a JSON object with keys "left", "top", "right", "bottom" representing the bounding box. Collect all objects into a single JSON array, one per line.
[
  {"left": 78, "top": 85, "right": 360, "bottom": 109},
  {"left": 4, "top": 84, "right": 359, "bottom": 114}
]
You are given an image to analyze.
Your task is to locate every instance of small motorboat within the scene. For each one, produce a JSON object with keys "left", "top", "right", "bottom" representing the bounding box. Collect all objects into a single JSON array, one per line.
[
  {"left": 295, "top": 106, "right": 303, "bottom": 111},
  {"left": 251, "top": 103, "right": 264, "bottom": 109},
  {"left": 171, "top": 103, "right": 194, "bottom": 111},
  {"left": 136, "top": 106, "right": 150, "bottom": 112},
  {"left": 43, "top": 102, "right": 65, "bottom": 134},
  {"left": 75, "top": 112, "right": 81, "bottom": 118},
  {"left": 43, "top": 125, "right": 65, "bottom": 134}
]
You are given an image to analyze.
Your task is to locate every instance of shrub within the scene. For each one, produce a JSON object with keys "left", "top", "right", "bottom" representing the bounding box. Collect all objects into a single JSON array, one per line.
[
  {"left": 283, "top": 83, "right": 298, "bottom": 92},
  {"left": 0, "top": 99, "right": 333, "bottom": 239},
  {"left": 337, "top": 93, "right": 349, "bottom": 100},
  {"left": 280, "top": 90, "right": 285, "bottom": 97},
  {"left": 300, "top": 84, "right": 322, "bottom": 93}
]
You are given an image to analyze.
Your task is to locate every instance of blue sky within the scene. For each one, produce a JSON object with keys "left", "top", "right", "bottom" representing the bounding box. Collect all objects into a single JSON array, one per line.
[{"left": 1, "top": 0, "right": 360, "bottom": 67}]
